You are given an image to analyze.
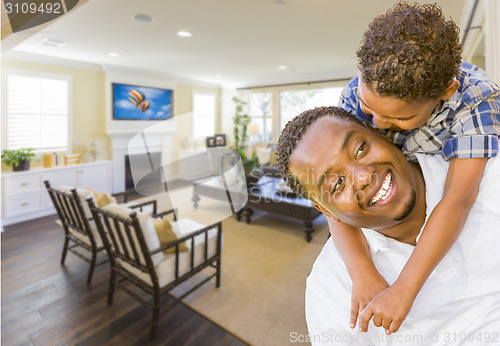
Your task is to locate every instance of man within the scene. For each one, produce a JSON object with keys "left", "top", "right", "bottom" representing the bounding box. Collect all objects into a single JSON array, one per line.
[
  {"left": 276, "top": 106, "right": 500, "bottom": 345},
  {"left": 336, "top": 2, "right": 499, "bottom": 335}
]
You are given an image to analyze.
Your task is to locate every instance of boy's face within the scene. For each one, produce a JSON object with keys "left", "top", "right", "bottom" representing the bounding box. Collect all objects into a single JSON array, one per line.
[
  {"left": 289, "top": 116, "right": 418, "bottom": 230},
  {"left": 357, "top": 79, "right": 441, "bottom": 131}
]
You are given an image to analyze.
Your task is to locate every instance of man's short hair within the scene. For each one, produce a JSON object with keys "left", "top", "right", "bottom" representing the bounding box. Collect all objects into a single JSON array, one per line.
[
  {"left": 277, "top": 106, "right": 361, "bottom": 200},
  {"left": 357, "top": 2, "right": 462, "bottom": 100}
]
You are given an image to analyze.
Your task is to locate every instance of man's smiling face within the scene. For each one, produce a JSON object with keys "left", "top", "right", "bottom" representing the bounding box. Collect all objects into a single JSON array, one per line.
[{"left": 289, "top": 116, "right": 418, "bottom": 230}]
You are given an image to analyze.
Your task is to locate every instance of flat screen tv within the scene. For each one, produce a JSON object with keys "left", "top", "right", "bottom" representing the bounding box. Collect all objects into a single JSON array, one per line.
[{"left": 112, "top": 83, "right": 173, "bottom": 120}]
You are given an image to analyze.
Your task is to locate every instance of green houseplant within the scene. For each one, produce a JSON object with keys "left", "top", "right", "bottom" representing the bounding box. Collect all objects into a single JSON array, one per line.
[
  {"left": 1, "top": 148, "right": 36, "bottom": 171},
  {"left": 230, "top": 97, "right": 262, "bottom": 186}
]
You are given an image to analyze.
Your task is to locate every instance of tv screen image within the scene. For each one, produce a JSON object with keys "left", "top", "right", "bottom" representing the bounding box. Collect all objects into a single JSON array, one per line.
[{"left": 113, "top": 83, "right": 173, "bottom": 120}]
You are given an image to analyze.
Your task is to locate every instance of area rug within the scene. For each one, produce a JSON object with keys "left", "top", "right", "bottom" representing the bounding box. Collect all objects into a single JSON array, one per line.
[{"left": 153, "top": 186, "right": 330, "bottom": 346}]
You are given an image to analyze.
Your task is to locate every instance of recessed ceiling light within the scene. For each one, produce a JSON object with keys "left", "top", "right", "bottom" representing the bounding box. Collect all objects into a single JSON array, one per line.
[
  {"left": 108, "top": 52, "right": 120, "bottom": 57},
  {"left": 177, "top": 31, "right": 192, "bottom": 37},
  {"left": 39, "top": 38, "right": 67, "bottom": 48},
  {"left": 278, "top": 65, "right": 287, "bottom": 70},
  {"left": 131, "top": 14, "right": 155, "bottom": 24}
]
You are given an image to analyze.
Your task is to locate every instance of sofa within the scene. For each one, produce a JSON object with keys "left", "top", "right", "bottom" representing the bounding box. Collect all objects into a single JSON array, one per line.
[{"left": 255, "top": 143, "right": 281, "bottom": 179}]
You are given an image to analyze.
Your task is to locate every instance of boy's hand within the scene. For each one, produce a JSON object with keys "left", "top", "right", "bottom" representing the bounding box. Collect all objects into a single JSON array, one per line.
[
  {"left": 350, "top": 272, "right": 388, "bottom": 329},
  {"left": 358, "top": 282, "right": 415, "bottom": 334}
]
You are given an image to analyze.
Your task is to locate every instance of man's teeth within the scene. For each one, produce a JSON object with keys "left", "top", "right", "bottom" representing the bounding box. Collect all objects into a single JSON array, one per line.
[{"left": 370, "top": 173, "right": 392, "bottom": 205}]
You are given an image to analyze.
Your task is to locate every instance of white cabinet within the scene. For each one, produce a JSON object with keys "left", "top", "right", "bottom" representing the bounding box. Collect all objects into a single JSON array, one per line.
[
  {"left": 77, "top": 164, "right": 110, "bottom": 192},
  {"left": 2, "top": 161, "right": 111, "bottom": 226},
  {"left": 178, "top": 147, "right": 229, "bottom": 181}
]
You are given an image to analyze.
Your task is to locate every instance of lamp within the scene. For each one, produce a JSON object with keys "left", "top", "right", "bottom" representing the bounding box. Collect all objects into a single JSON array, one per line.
[
  {"left": 248, "top": 123, "right": 260, "bottom": 154},
  {"left": 248, "top": 123, "right": 260, "bottom": 136}
]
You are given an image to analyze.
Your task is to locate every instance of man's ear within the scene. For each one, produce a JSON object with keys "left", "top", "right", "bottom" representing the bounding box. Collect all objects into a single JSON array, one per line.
[
  {"left": 440, "top": 80, "right": 460, "bottom": 101},
  {"left": 312, "top": 202, "right": 339, "bottom": 221}
]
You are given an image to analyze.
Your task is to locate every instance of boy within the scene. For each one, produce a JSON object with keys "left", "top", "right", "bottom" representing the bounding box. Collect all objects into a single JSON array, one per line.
[{"left": 332, "top": 2, "right": 500, "bottom": 335}]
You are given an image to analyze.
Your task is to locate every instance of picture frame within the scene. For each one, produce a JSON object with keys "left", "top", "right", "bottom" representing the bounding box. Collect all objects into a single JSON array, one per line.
[
  {"left": 112, "top": 83, "right": 173, "bottom": 120},
  {"left": 206, "top": 136, "right": 216, "bottom": 148},
  {"left": 215, "top": 134, "right": 226, "bottom": 147}
]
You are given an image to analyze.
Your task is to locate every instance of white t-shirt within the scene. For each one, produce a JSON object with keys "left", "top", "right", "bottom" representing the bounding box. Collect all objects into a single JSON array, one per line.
[{"left": 305, "top": 154, "right": 500, "bottom": 345}]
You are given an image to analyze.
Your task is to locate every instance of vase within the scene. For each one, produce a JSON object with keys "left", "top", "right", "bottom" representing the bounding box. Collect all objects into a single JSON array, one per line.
[
  {"left": 82, "top": 153, "right": 94, "bottom": 163},
  {"left": 88, "top": 141, "right": 100, "bottom": 161},
  {"left": 13, "top": 160, "right": 30, "bottom": 171}
]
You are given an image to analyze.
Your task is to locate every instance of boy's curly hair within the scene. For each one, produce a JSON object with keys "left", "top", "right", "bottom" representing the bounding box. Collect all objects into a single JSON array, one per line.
[
  {"left": 277, "top": 106, "right": 361, "bottom": 200},
  {"left": 357, "top": 2, "right": 462, "bottom": 100}
]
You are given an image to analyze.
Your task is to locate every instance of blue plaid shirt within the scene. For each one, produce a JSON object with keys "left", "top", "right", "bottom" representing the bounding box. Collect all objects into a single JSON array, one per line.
[{"left": 338, "top": 62, "right": 500, "bottom": 161}]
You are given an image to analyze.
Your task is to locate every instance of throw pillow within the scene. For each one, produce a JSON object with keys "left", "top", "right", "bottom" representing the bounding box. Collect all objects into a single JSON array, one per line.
[
  {"left": 87, "top": 188, "right": 117, "bottom": 207},
  {"left": 256, "top": 147, "right": 271, "bottom": 165},
  {"left": 152, "top": 218, "right": 189, "bottom": 253},
  {"left": 268, "top": 144, "right": 278, "bottom": 166}
]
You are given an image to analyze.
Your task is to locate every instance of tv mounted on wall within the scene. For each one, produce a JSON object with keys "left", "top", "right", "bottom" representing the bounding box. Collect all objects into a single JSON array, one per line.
[{"left": 112, "top": 83, "right": 173, "bottom": 120}]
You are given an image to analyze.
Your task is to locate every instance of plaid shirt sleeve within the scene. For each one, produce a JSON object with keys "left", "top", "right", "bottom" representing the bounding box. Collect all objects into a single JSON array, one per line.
[
  {"left": 442, "top": 91, "right": 500, "bottom": 160},
  {"left": 337, "top": 77, "right": 358, "bottom": 114}
]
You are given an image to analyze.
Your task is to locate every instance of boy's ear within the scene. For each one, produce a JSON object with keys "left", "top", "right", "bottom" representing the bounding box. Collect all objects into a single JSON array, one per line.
[{"left": 440, "top": 80, "right": 460, "bottom": 101}]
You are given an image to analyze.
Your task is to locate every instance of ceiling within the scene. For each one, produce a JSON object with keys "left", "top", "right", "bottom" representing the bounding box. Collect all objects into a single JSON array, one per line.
[{"left": 2, "top": 0, "right": 468, "bottom": 87}]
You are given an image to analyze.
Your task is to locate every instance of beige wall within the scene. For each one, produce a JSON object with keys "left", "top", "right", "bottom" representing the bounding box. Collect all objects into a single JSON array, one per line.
[
  {"left": 2, "top": 59, "right": 107, "bottom": 168},
  {"left": 1, "top": 60, "right": 223, "bottom": 177}
]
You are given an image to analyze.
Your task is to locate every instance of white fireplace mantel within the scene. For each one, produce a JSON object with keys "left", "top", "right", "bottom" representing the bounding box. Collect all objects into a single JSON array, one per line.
[{"left": 107, "top": 125, "right": 176, "bottom": 193}]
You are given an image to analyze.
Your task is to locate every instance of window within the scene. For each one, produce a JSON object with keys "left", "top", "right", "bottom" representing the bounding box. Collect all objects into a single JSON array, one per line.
[
  {"left": 3, "top": 71, "right": 71, "bottom": 152},
  {"left": 192, "top": 91, "right": 216, "bottom": 139},
  {"left": 248, "top": 92, "right": 272, "bottom": 142},
  {"left": 279, "top": 87, "right": 343, "bottom": 131}
]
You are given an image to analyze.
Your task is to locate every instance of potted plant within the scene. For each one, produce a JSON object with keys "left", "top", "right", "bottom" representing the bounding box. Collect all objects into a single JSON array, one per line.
[
  {"left": 1, "top": 148, "right": 36, "bottom": 171},
  {"left": 230, "top": 97, "right": 262, "bottom": 187}
]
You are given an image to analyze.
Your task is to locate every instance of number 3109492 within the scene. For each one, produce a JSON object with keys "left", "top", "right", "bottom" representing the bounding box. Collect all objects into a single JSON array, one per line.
[{"left": 5, "top": 2, "right": 62, "bottom": 14}]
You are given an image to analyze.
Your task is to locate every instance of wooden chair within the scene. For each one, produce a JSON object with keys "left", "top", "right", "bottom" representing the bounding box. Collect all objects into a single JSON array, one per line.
[
  {"left": 44, "top": 180, "right": 157, "bottom": 284},
  {"left": 88, "top": 199, "right": 222, "bottom": 340}
]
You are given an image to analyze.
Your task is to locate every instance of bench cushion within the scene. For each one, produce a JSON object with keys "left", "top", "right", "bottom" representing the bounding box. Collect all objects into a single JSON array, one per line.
[
  {"left": 56, "top": 185, "right": 95, "bottom": 219},
  {"left": 102, "top": 203, "right": 164, "bottom": 266},
  {"left": 120, "top": 219, "right": 219, "bottom": 288}
]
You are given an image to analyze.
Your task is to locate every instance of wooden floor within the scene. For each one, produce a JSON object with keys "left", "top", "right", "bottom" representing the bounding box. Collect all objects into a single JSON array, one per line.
[{"left": 1, "top": 214, "right": 249, "bottom": 346}]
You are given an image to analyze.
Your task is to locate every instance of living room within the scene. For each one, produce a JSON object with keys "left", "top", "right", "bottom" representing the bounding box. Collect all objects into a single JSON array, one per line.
[{"left": 1, "top": 0, "right": 497, "bottom": 345}]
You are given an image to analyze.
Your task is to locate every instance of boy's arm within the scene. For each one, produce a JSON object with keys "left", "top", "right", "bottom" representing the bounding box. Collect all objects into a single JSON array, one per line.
[
  {"left": 327, "top": 217, "right": 388, "bottom": 329},
  {"left": 359, "top": 157, "right": 488, "bottom": 334}
]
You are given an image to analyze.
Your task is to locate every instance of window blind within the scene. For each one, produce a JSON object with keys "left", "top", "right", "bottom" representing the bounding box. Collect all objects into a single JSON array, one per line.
[
  {"left": 192, "top": 92, "right": 216, "bottom": 139},
  {"left": 6, "top": 73, "right": 70, "bottom": 151}
]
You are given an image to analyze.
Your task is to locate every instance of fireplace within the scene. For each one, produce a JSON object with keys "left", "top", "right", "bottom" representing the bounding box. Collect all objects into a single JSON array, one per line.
[
  {"left": 107, "top": 126, "right": 175, "bottom": 193},
  {"left": 124, "top": 151, "right": 162, "bottom": 193}
]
